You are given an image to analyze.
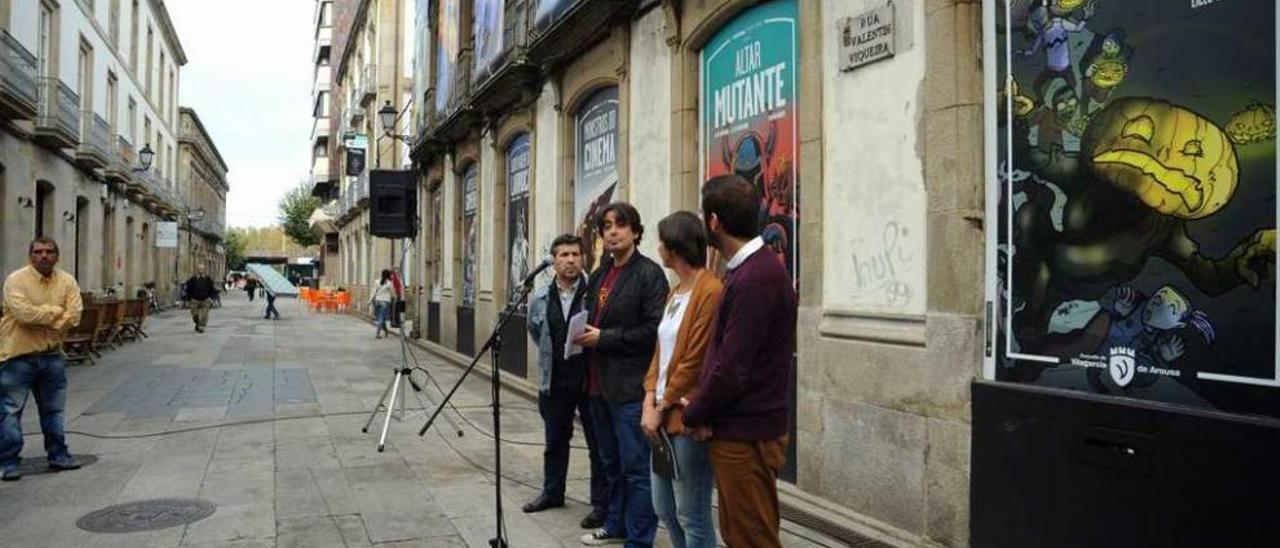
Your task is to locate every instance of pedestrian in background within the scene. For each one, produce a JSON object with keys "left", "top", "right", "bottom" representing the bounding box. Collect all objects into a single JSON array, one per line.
[
  {"left": 262, "top": 280, "right": 280, "bottom": 320},
  {"left": 370, "top": 269, "right": 394, "bottom": 338},
  {"left": 0, "top": 237, "right": 84, "bottom": 481},
  {"left": 575, "top": 202, "right": 668, "bottom": 547},
  {"left": 244, "top": 277, "right": 257, "bottom": 302},
  {"left": 184, "top": 264, "right": 217, "bottom": 333},
  {"left": 642, "top": 212, "right": 722, "bottom": 548},
  {"left": 682, "top": 175, "right": 798, "bottom": 548},
  {"left": 523, "top": 234, "right": 609, "bottom": 528}
]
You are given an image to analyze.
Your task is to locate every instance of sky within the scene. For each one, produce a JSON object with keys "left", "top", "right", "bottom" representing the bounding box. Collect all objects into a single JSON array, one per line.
[{"left": 167, "top": 0, "right": 316, "bottom": 228}]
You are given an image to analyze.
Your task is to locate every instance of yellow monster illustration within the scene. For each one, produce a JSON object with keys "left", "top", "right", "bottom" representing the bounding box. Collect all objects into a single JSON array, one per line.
[{"left": 1084, "top": 98, "right": 1238, "bottom": 220}]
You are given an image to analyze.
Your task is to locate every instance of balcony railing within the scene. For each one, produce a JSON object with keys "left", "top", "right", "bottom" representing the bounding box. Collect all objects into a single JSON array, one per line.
[
  {"left": 359, "top": 64, "right": 376, "bottom": 105},
  {"left": 0, "top": 29, "right": 39, "bottom": 119},
  {"left": 35, "top": 78, "right": 79, "bottom": 148},
  {"left": 192, "top": 217, "right": 225, "bottom": 240},
  {"left": 104, "top": 134, "right": 134, "bottom": 184},
  {"left": 447, "top": 50, "right": 473, "bottom": 115},
  {"left": 75, "top": 111, "right": 111, "bottom": 168}
]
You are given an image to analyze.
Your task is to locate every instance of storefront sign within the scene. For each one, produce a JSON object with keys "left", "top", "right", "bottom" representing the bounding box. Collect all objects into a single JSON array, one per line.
[
  {"left": 345, "top": 148, "right": 366, "bottom": 176},
  {"left": 506, "top": 134, "right": 531, "bottom": 310},
  {"left": 989, "top": 0, "right": 1280, "bottom": 417},
  {"left": 839, "top": 2, "right": 895, "bottom": 71},
  {"left": 574, "top": 87, "right": 619, "bottom": 273},
  {"left": 701, "top": 0, "right": 800, "bottom": 285},
  {"left": 156, "top": 222, "right": 178, "bottom": 248}
]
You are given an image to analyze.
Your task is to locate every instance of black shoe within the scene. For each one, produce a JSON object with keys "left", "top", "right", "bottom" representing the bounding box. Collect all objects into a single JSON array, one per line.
[
  {"left": 48, "top": 457, "right": 81, "bottom": 471},
  {"left": 580, "top": 507, "right": 606, "bottom": 529},
  {"left": 522, "top": 495, "right": 564, "bottom": 513},
  {"left": 1, "top": 468, "right": 19, "bottom": 481}
]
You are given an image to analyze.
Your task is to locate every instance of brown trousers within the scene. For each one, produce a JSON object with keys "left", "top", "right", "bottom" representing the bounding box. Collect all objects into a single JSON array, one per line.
[{"left": 709, "top": 435, "right": 789, "bottom": 548}]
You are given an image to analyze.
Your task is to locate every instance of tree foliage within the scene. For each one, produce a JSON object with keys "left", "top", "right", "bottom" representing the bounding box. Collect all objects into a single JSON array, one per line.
[
  {"left": 278, "top": 182, "right": 322, "bottom": 247},
  {"left": 224, "top": 227, "right": 248, "bottom": 271}
]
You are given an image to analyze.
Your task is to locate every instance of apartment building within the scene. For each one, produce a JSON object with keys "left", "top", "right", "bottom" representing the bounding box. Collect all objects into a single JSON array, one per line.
[{"left": 0, "top": 0, "right": 197, "bottom": 302}]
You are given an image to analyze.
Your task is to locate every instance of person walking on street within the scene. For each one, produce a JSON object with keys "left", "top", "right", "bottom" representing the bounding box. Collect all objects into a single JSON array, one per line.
[
  {"left": 184, "top": 264, "right": 217, "bottom": 333},
  {"left": 642, "top": 212, "right": 723, "bottom": 548},
  {"left": 370, "top": 269, "right": 394, "bottom": 338},
  {"left": 574, "top": 202, "right": 668, "bottom": 547},
  {"left": 263, "top": 281, "right": 280, "bottom": 320},
  {"left": 0, "top": 237, "right": 85, "bottom": 481},
  {"left": 682, "top": 175, "right": 798, "bottom": 548},
  {"left": 244, "top": 277, "right": 257, "bottom": 302},
  {"left": 523, "top": 234, "right": 610, "bottom": 528}
]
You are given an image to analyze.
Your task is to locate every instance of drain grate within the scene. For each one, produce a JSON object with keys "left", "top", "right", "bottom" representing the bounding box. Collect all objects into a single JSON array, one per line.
[
  {"left": 16, "top": 454, "right": 99, "bottom": 476},
  {"left": 76, "top": 499, "right": 217, "bottom": 533}
]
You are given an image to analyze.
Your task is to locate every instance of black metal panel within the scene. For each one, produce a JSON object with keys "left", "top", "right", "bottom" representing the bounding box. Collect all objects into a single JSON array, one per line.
[
  {"left": 428, "top": 302, "right": 441, "bottom": 343},
  {"left": 499, "top": 313, "right": 528, "bottom": 377},
  {"left": 971, "top": 381, "right": 1280, "bottom": 548},
  {"left": 457, "top": 306, "right": 475, "bottom": 356}
]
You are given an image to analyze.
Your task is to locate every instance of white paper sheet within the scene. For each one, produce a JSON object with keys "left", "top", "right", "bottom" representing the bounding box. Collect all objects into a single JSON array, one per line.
[{"left": 564, "top": 310, "right": 589, "bottom": 360}]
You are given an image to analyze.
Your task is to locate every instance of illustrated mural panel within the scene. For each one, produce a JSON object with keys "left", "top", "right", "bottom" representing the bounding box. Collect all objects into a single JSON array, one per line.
[
  {"left": 992, "top": 0, "right": 1279, "bottom": 417},
  {"left": 507, "top": 133, "right": 531, "bottom": 312},
  {"left": 462, "top": 164, "right": 478, "bottom": 308},
  {"left": 574, "top": 87, "right": 619, "bottom": 273},
  {"left": 701, "top": 0, "right": 799, "bottom": 286},
  {"left": 474, "top": 0, "right": 505, "bottom": 81},
  {"left": 435, "top": 0, "right": 460, "bottom": 115}
]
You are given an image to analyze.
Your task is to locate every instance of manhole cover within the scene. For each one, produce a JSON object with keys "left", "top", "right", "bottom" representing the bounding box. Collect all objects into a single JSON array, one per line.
[
  {"left": 76, "top": 499, "right": 216, "bottom": 533},
  {"left": 16, "top": 454, "right": 99, "bottom": 476}
]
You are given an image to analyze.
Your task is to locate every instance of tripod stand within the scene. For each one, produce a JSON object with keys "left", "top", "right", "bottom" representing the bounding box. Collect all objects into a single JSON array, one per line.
[
  {"left": 418, "top": 273, "right": 536, "bottom": 548},
  {"left": 362, "top": 237, "right": 464, "bottom": 451}
]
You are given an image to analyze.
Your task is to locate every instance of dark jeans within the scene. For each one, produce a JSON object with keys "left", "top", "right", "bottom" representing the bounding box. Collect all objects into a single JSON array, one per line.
[
  {"left": 538, "top": 391, "right": 608, "bottom": 508},
  {"left": 264, "top": 296, "right": 279, "bottom": 319},
  {"left": 0, "top": 352, "right": 71, "bottom": 470},
  {"left": 589, "top": 397, "right": 657, "bottom": 547}
]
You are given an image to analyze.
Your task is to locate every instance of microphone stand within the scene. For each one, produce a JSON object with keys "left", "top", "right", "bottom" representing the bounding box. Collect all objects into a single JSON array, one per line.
[{"left": 418, "top": 266, "right": 543, "bottom": 548}]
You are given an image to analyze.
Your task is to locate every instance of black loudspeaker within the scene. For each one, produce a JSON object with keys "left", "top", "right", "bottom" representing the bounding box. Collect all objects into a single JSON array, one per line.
[{"left": 369, "top": 170, "right": 417, "bottom": 238}]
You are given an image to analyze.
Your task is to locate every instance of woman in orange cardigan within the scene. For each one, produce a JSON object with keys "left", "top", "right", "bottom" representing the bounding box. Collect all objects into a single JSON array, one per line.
[{"left": 641, "top": 211, "right": 723, "bottom": 548}]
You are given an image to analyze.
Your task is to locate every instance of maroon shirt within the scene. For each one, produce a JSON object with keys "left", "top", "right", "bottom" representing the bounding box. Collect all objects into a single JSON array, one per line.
[
  {"left": 682, "top": 247, "right": 797, "bottom": 441},
  {"left": 587, "top": 264, "right": 624, "bottom": 396}
]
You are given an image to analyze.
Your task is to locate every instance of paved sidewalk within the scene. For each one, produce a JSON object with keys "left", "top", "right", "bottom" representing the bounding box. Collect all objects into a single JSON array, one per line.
[{"left": 0, "top": 292, "right": 838, "bottom": 547}]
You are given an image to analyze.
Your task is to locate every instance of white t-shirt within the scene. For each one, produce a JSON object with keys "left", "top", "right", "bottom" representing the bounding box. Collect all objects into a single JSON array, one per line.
[
  {"left": 655, "top": 290, "right": 693, "bottom": 403},
  {"left": 372, "top": 281, "right": 394, "bottom": 303}
]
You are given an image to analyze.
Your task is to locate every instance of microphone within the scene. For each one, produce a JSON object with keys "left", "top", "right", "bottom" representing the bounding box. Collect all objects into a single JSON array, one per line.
[{"left": 521, "top": 259, "right": 553, "bottom": 287}]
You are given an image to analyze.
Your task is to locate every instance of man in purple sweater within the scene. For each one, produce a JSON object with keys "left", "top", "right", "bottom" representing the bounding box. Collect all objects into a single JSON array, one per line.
[{"left": 682, "top": 174, "right": 797, "bottom": 548}]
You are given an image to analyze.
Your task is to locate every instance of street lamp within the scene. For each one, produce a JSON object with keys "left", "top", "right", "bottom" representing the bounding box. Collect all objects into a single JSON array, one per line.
[
  {"left": 137, "top": 144, "right": 154, "bottom": 172},
  {"left": 375, "top": 101, "right": 412, "bottom": 166}
]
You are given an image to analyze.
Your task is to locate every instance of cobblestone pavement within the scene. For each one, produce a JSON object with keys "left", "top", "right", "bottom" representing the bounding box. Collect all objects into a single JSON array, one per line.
[{"left": 0, "top": 292, "right": 839, "bottom": 547}]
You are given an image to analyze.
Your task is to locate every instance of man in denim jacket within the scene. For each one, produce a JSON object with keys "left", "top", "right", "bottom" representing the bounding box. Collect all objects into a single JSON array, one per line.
[{"left": 525, "top": 234, "right": 610, "bottom": 528}]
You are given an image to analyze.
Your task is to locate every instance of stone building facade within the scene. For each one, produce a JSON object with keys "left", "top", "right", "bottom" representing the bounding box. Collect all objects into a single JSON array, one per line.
[
  {"left": 176, "top": 107, "right": 227, "bottom": 279},
  {"left": 388, "top": 1, "right": 985, "bottom": 546},
  {"left": 0, "top": 0, "right": 215, "bottom": 305},
  {"left": 316, "top": 0, "right": 987, "bottom": 545}
]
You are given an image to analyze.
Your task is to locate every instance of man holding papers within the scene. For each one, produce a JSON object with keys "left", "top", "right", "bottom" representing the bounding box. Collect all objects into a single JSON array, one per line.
[{"left": 525, "top": 234, "right": 610, "bottom": 529}]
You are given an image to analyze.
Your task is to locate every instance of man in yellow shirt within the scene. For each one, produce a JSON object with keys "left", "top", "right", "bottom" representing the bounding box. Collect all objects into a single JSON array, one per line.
[{"left": 0, "top": 237, "right": 84, "bottom": 481}]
